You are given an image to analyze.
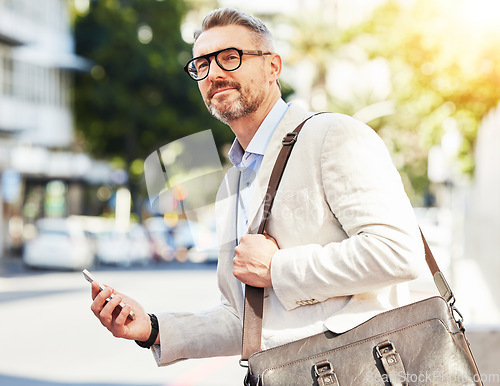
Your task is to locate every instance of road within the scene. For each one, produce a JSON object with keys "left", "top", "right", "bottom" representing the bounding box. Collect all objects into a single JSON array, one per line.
[
  {"left": 0, "top": 258, "right": 247, "bottom": 386},
  {"left": 1, "top": 256, "right": 499, "bottom": 386}
]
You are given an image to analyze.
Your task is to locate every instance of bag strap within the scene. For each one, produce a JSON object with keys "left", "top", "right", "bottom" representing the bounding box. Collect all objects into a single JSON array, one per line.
[
  {"left": 241, "top": 113, "right": 322, "bottom": 364},
  {"left": 240, "top": 113, "right": 455, "bottom": 364}
]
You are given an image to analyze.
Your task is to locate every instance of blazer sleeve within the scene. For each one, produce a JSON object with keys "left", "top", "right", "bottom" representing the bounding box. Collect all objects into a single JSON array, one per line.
[
  {"left": 270, "top": 114, "right": 423, "bottom": 311},
  {"left": 151, "top": 294, "right": 242, "bottom": 366}
]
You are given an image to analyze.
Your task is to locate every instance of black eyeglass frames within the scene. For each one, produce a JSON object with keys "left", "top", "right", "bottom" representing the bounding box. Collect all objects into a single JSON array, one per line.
[{"left": 184, "top": 47, "right": 271, "bottom": 81}]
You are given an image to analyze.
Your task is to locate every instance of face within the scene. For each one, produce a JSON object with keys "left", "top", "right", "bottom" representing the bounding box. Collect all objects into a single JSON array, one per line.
[{"left": 193, "top": 25, "right": 276, "bottom": 124}]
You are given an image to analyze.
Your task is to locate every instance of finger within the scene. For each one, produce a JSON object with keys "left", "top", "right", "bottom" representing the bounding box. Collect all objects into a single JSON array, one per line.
[
  {"left": 232, "top": 255, "right": 242, "bottom": 270},
  {"left": 262, "top": 231, "right": 272, "bottom": 239},
  {"left": 108, "top": 286, "right": 118, "bottom": 295},
  {"left": 114, "top": 303, "right": 132, "bottom": 327},
  {"left": 90, "top": 285, "right": 113, "bottom": 315},
  {"left": 263, "top": 232, "right": 279, "bottom": 247},
  {"left": 99, "top": 292, "right": 123, "bottom": 324},
  {"left": 91, "top": 281, "right": 101, "bottom": 300},
  {"left": 104, "top": 292, "right": 123, "bottom": 314},
  {"left": 239, "top": 233, "right": 251, "bottom": 244},
  {"left": 98, "top": 285, "right": 113, "bottom": 304}
]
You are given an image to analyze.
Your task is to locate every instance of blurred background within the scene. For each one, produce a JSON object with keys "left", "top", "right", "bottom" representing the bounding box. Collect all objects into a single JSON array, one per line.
[{"left": 1, "top": 0, "right": 499, "bottom": 385}]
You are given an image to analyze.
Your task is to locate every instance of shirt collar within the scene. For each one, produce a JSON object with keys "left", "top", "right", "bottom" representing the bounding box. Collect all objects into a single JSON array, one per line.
[{"left": 228, "top": 98, "right": 289, "bottom": 167}]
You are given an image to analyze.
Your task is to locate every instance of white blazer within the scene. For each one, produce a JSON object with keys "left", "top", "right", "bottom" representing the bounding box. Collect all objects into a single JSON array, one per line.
[{"left": 152, "top": 102, "right": 423, "bottom": 366}]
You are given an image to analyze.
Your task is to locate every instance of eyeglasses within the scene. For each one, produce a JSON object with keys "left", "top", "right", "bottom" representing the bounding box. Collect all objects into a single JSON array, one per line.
[{"left": 184, "top": 47, "right": 272, "bottom": 81}]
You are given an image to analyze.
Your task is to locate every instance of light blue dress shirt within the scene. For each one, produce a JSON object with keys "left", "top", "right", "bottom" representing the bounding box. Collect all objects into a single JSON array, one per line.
[{"left": 228, "top": 98, "right": 289, "bottom": 243}]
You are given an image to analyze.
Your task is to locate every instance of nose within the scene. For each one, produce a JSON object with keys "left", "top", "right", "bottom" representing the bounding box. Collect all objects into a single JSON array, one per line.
[{"left": 207, "top": 57, "right": 227, "bottom": 81}]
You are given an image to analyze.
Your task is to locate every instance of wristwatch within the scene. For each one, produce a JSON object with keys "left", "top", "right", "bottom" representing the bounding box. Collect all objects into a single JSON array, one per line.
[{"left": 135, "top": 313, "right": 159, "bottom": 349}]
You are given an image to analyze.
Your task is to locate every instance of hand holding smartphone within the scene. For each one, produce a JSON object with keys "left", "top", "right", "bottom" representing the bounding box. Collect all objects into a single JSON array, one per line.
[{"left": 83, "top": 269, "right": 136, "bottom": 320}]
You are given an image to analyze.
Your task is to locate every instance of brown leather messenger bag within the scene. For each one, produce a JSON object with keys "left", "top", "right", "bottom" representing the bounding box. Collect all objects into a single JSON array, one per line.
[{"left": 241, "top": 114, "right": 482, "bottom": 386}]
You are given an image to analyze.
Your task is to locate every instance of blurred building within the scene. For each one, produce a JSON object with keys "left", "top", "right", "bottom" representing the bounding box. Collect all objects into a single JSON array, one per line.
[
  {"left": 464, "top": 103, "right": 500, "bottom": 323},
  {"left": 0, "top": 0, "right": 111, "bottom": 256}
]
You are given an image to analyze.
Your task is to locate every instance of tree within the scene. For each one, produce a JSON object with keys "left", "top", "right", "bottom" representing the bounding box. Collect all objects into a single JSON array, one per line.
[
  {"left": 366, "top": 0, "right": 500, "bottom": 198},
  {"left": 286, "top": 0, "right": 500, "bottom": 201},
  {"left": 74, "top": 0, "right": 232, "bottom": 201}
]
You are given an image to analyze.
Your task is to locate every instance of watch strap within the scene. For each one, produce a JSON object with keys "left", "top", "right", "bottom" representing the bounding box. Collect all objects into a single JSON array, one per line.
[{"left": 135, "top": 313, "right": 159, "bottom": 349}]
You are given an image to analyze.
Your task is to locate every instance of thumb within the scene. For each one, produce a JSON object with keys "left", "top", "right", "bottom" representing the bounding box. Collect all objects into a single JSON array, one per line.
[{"left": 263, "top": 232, "right": 279, "bottom": 247}]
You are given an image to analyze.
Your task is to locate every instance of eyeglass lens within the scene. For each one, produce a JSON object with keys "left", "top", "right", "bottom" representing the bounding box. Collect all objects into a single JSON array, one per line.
[{"left": 187, "top": 48, "right": 241, "bottom": 80}]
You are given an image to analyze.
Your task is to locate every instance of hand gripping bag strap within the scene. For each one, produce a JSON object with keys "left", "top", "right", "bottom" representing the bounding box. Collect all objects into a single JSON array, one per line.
[
  {"left": 240, "top": 112, "right": 455, "bottom": 365},
  {"left": 241, "top": 113, "right": 323, "bottom": 363}
]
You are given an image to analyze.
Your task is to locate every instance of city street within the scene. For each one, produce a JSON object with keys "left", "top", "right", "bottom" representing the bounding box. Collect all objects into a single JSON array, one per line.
[
  {"left": 2, "top": 1, "right": 500, "bottom": 385},
  {"left": 1, "top": 256, "right": 499, "bottom": 386},
  {"left": 0, "top": 258, "right": 246, "bottom": 386}
]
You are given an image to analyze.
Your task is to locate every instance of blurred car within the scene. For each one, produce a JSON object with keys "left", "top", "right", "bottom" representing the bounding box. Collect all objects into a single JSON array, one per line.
[
  {"left": 143, "top": 217, "right": 175, "bottom": 262},
  {"left": 129, "top": 224, "right": 155, "bottom": 264},
  {"left": 173, "top": 219, "right": 218, "bottom": 264},
  {"left": 144, "top": 217, "right": 218, "bottom": 263},
  {"left": 93, "top": 224, "right": 153, "bottom": 266},
  {"left": 23, "top": 217, "right": 95, "bottom": 270},
  {"left": 186, "top": 245, "right": 219, "bottom": 264}
]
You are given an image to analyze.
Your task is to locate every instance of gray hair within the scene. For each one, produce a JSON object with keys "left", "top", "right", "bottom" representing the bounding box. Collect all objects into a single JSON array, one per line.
[{"left": 193, "top": 8, "right": 276, "bottom": 52}]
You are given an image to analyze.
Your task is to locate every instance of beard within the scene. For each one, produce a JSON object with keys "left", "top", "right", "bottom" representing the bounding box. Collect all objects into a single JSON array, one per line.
[{"left": 204, "top": 80, "right": 265, "bottom": 124}]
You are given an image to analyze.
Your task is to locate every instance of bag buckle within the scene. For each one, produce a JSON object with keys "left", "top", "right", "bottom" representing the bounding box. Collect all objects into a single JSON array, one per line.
[
  {"left": 239, "top": 359, "right": 249, "bottom": 368},
  {"left": 451, "top": 302, "right": 465, "bottom": 332},
  {"left": 314, "top": 360, "right": 339, "bottom": 386},
  {"left": 376, "top": 340, "right": 408, "bottom": 385},
  {"left": 376, "top": 340, "right": 396, "bottom": 358},
  {"left": 282, "top": 132, "right": 298, "bottom": 146}
]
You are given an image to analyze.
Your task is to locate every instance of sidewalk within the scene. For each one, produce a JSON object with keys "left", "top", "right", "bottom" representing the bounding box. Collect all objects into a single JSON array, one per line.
[
  {"left": 1, "top": 255, "right": 498, "bottom": 384},
  {"left": 467, "top": 327, "right": 500, "bottom": 384}
]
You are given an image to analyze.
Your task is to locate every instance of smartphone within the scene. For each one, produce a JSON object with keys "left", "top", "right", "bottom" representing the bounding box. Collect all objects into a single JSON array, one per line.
[{"left": 83, "top": 269, "right": 135, "bottom": 320}]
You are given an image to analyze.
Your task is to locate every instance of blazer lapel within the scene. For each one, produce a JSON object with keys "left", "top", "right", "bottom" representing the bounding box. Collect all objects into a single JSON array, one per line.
[
  {"left": 213, "top": 166, "right": 246, "bottom": 314},
  {"left": 215, "top": 166, "right": 240, "bottom": 248},
  {"left": 246, "top": 103, "right": 311, "bottom": 233}
]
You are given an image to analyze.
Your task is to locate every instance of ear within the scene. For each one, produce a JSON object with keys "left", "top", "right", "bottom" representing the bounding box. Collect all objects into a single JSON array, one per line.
[{"left": 268, "top": 53, "right": 282, "bottom": 84}]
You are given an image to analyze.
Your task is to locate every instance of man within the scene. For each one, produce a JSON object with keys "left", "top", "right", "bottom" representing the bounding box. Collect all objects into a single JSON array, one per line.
[{"left": 90, "top": 7, "right": 422, "bottom": 369}]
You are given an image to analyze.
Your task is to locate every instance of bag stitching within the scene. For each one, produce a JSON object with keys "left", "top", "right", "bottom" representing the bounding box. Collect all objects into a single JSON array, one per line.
[
  {"left": 260, "top": 317, "right": 452, "bottom": 377},
  {"left": 249, "top": 295, "right": 449, "bottom": 367}
]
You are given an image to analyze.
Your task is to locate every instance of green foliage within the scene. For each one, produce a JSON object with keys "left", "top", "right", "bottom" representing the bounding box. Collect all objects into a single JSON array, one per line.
[
  {"left": 74, "top": 0, "right": 232, "bottom": 168},
  {"left": 370, "top": 0, "right": 500, "bottom": 192},
  {"left": 287, "top": 0, "right": 500, "bottom": 201},
  {"left": 374, "top": 1, "right": 500, "bottom": 193}
]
